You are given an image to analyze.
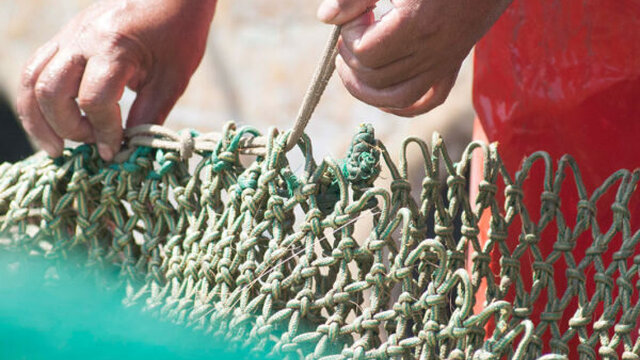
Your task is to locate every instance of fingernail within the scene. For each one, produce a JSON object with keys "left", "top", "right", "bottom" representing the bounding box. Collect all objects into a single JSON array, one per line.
[
  {"left": 317, "top": 0, "right": 339, "bottom": 22},
  {"left": 97, "top": 143, "right": 114, "bottom": 161}
]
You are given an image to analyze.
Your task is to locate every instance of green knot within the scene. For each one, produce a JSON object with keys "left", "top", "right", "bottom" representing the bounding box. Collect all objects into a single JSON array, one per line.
[
  {"left": 52, "top": 144, "right": 95, "bottom": 167},
  {"left": 109, "top": 146, "right": 154, "bottom": 174},
  {"left": 148, "top": 149, "right": 176, "bottom": 180},
  {"left": 342, "top": 123, "right": 380, "bottom": 191},
  {"left": 236, "top": 162, "right": 261, "bottom": 194},
  {"left": 210, "top": 126, "right": 260, "bottom": 173},
  {"left": 318, "top": 124, "right": 380, "bottom": 214},
  {"left": 71, "top": 144, "right": 95, "bottom": 160}
]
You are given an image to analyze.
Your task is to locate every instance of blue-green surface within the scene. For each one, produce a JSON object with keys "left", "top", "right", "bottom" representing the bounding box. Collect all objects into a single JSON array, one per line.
[{"left": 0, "top": 253, "right": 262, "bottom": 360}]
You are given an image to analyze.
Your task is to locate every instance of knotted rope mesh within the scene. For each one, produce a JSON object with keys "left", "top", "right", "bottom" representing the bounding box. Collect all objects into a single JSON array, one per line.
[{"left": 0, "top": 122, "right": 638, "bottom": 359}]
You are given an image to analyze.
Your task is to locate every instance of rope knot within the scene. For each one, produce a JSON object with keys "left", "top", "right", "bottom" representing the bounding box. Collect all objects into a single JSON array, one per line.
[
  {"left": 343, "top": 123, "right": 380, "bottom": 190},
  {"left": 316, "top": 124, "right": 380, "bottom": 214}
]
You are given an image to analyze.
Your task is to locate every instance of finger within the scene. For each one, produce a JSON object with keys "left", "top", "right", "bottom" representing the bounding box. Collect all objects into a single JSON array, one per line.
[
  {"left": 338, "top": 39, "right": 421, "bottom": 89},
  {"left": 78, "top": 57, "right": 136, "bottom": 161},
  {"left": 381, "top": 71, "right": 458, "bottom": 117},
  {"left": 340, "top": 7, "right": 416, "bottom": 69},
  {"left": 126, "top": 77, "right": 189, "bottom": 128},
  {"left": 336, "top": 53, "right": 435, "bottom": 108},
  {"left": 17, "top": 42, "right": 64, "bottom": 157},
  {"left": 317, "top": 0, "right": 377, "bottom": 24},
  {"left": 34, "top": 51, "right": 94, "bottom": 143}
]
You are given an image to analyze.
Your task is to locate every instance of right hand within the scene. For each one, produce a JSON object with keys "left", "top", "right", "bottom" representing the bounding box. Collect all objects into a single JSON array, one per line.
[
  {"left": 316, "top": 0, "right": 512, "bottom": 117},
  {"left": 17, "top": 0, "right": 217, "bottom": 160}
]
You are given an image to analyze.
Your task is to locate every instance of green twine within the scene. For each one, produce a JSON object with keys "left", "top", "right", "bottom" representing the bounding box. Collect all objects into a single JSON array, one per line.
[{"left": 210, "top": 126, "right": 261, "bottom": 173}]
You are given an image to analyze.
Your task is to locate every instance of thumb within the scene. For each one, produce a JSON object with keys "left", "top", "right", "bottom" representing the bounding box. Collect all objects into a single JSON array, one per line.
[
  {"left": 317, "top": 0, "right": 378, "bottom": 24},
  {"left": 126, "top": 78, "right": 186, "bottom": 128}
]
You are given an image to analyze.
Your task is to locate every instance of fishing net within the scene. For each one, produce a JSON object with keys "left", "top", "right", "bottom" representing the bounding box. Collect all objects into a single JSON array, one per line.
[{"left": 1, "top": 121, "right": 638, "bottom": 359}]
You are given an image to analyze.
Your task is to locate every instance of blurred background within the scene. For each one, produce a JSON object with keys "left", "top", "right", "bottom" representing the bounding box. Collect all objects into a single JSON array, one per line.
[{"left": 0, "top": 0, "right": 475, "bottom": 175}]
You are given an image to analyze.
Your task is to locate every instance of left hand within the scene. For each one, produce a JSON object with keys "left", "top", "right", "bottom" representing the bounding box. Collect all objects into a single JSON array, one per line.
[
  {"left": 317, "top": 0, "right": 512, "bottom": 117},
  {"left": 16, "top": 0, "right": 217, "bottom": 160}
]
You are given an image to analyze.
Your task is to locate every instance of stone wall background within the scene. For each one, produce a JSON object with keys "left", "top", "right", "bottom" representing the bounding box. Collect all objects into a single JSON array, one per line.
[{"left": 0, "top": 0, "right": 475, "bottom": 182}]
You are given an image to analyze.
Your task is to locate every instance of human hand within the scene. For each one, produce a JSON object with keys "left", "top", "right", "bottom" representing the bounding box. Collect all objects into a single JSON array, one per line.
[
  {"left": 317, "top": 0, "right": 512, "bottom": 117},
  {"left": 17, "top": 0, "right": 217, "bottom": 160}
]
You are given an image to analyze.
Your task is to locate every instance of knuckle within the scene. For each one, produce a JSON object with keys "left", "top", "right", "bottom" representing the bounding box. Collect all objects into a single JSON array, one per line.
[
  {"left": 34, "top": 80, "right": 56, "bottom": 101},
  {"left": 351, "top": 45, "right": 374, "bottom": 67},
  {"left": 77, "top": 92, "right": 106, "bottom": 112},
  {"left": 107, "top": 32, "right": 137, "bottom": 51},
  {"left": 101, "top": 32, "right": 148, "bottom": 67},
  {"left": 78, "top": 81, "right": 120, "bottom": 111},
  {"left": 104, "top": 59, "right": 133, "bottom": 79},
  {"left": 350, "top": 41, "right": 384, "bottom": 69},
  {"left": 341, "top": 50, "right": 362, "bottom": 71}
]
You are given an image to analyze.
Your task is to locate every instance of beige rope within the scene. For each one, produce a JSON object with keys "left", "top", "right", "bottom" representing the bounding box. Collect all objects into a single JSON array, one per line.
[
  {"left": 284, "top": 25, "right": 341, "bottom": 151},
  {"left": 112, "top": 125, "right": 268, "bottom": 163}
]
